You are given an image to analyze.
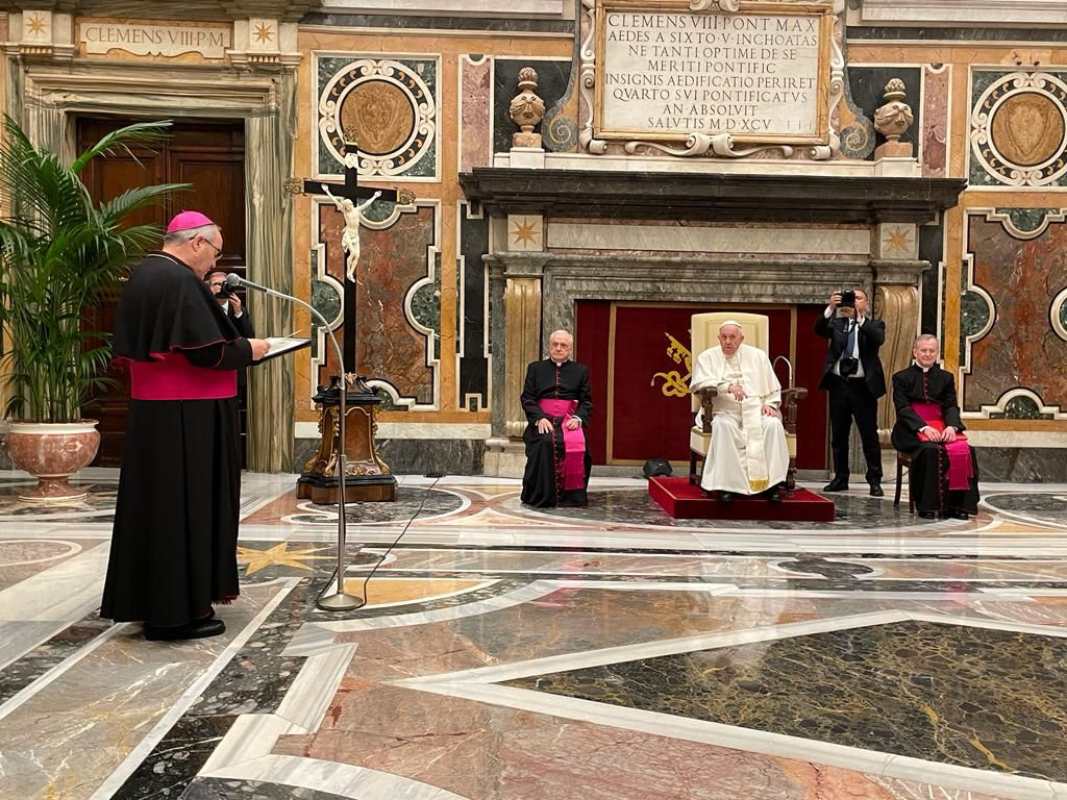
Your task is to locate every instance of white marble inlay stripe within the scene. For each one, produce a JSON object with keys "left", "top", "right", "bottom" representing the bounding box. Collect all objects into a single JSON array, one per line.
[
  {"left": 0, "top": 541, "right": 110, "bottom": 622},
  {"left": 398, "top": 609, "right": 911, "bottom": 687},
  {"left": 88, "top": 578, "right": 301, "bottom": 800},
  {"left": 205, "top": 753, "right": 474, "bottom": 799},
  {"left": 0, "top": 621, "right": 131, "bottom": 723},
  {"left": 313, "top": 579, "right": 566, "bottom": 632},
  {"left": 275, "top": 644, "right": 358, "bottom": 732},
  {"left": 0, "top": 620, "right": 67, "bottom": 672}
]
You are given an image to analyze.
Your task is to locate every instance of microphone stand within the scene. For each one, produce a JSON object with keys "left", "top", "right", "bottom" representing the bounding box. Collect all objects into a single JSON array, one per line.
[{"left": 228, "top": 275, "right": 362, "bottom": 611}]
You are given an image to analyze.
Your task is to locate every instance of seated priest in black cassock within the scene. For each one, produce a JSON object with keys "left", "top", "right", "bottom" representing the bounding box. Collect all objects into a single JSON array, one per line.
[
  {"left": 520, "top": 329, "right": 593, "bottom": 507},
  {"left": 891, "top": 334, "right": 980, "bottom": 520},
  {"left": 100, "top": 211, "right": 269, "bottom": 641}
]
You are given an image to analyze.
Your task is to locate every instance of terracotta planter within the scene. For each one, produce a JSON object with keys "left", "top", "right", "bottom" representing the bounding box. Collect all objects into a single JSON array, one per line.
[{"left": 3, "top": 420, "right": 101, "bottom": 502}]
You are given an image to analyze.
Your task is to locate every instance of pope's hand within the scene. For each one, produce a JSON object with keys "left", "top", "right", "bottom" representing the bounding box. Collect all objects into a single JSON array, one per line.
[
  {"left": 536, "top": 418, "right": 553, "bottom": 435},
  {"left": 762, "top": 405, "right": 780, "bottom": 417},
  {"left": 728, "top": 383, "right": 747, "bottom": 402}
]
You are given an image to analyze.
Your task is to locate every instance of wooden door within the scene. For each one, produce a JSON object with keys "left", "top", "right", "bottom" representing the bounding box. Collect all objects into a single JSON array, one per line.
[{"left": 78, "top": 118, "right": 246, "bottom": 466}]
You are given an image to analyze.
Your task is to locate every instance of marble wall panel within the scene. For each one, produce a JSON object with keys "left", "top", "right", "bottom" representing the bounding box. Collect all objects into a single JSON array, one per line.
[
  {"left": 969, "top": 69, "right": 1067, "bottom": 189},
  {"left": 846, "top": 66, "right": 922, "bottom": 159},
  {"left": 918, "top": 221, "right": 944, "bottom": 336},
  {"left": 921, "top": 64, "right": 949, "bottom": 177},
  {"left": 460, "top": 55, "right": 492, "bottom": 174},
  {"left": 963, "top": 213, "right": 1067, "bottom": 413},
  {"left": 493, "top": 57, "right": 572, "bottom": 154},
  {"left": 315, "top": 54, "right": 439, "bottom": 180},
  {"left": 977, "top": 446, "right": 1067, "bottom": 482},
  {"left": 458, "top": 205, "right": 490, "bottom": 410},
  {"left": 317, "top": 204, "right": 438, "bottom": 407}
]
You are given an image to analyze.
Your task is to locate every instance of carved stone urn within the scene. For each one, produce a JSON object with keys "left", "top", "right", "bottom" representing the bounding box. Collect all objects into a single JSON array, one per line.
[
  {"left": 509, "top": 67, "right": 546, "bottom": 148},
  {"left": 874, "top": 78, "right": 915, "bottom": 158},
  {"left": 3, "top": 420, "right": 101, "bottom": 502}
]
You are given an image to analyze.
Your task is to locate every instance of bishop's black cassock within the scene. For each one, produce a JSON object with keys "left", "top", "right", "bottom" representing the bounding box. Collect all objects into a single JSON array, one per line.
[
  {"left": 891, "top": 363, "right": 980, "bottom": 516},
  {"left": 101, "top": 253, "right": 254, "bottom": 630},
  {"left": 520, "top": 359, "right": 593, "bottom": 507}
]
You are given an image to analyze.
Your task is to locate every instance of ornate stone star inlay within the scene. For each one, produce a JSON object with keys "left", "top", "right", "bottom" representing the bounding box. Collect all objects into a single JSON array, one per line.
[
  {"left": 26, "top": 14, "right": 47, "bottom": 35},
  {"left": 885, "top": 227, "right": 911, "bottom": 254},
  {"left": 511, "top": 218, "right": 539, "bottom": 247},
  {"left": 253, "top": 22, "right": 274, "bottom": 44},
  {"left": 236, "top": 542, "right": 331, "bottom": 575}
]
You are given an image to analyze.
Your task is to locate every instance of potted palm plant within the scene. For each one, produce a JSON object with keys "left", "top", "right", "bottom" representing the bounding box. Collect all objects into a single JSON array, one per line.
[{"left": 0, "top": 116, "right": 186, "bottom": 501}]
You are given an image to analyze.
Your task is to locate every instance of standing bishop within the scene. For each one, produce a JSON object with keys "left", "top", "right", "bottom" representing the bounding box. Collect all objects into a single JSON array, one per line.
[{"left": 690, "top": 321, "right": 789, "bottom": 501}]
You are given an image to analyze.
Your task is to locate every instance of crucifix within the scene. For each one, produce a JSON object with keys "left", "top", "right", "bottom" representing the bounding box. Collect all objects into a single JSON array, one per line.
[
  {"left": 296, "top": 135, "right": 407, "bottom": 507},
  {"left": 302, "top": 138, "right": 400, "bottom": 373}
]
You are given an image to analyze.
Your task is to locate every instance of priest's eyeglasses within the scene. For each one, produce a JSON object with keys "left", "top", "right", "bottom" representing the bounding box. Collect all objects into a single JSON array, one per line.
[{"left": 200, "top": 237, "right": 223, "bottom": 260}]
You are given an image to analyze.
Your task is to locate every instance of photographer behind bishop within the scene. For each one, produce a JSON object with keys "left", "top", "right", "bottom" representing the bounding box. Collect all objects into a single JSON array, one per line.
[
  {"left": 207, "top": 270, "right": 254, "bottom": 339},
  {"left": 814, "top": 287, "right": 887, "bottom": 497}
]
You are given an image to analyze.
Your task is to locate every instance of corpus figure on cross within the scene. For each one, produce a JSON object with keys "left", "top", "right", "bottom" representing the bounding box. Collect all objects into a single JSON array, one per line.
[{"left": 322, "top": 185, "right": 381, "bottom": 281}]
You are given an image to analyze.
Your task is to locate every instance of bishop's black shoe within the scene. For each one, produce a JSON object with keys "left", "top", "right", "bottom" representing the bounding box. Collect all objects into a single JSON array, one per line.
[
  {"left": 869, "top": 483, "right": 885, "bottom": 497},
  {"left": 823, "top": 477, "right": 849, "bottom": 492},
  {"left": 946, "top": 508, "right": 969, "bottom": 520},
  {"left": 917, "top": 510, "right": 937, "bottom": 520},
  {"left": 145, "top": 617, "right": 226, "bottom": 641}
]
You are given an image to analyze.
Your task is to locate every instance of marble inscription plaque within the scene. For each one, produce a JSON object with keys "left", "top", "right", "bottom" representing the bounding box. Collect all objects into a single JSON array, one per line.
[
  {"left": 80, "top": 21, "right": 231, "bottom": 59},
  {"left": 598, "top": 5, "right": 827, "bottom": 141}
]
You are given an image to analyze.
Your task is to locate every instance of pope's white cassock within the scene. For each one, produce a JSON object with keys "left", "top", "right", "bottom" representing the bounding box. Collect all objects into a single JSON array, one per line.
[{"left": 691, "top": 342, "right": 789, "bottom": 494}]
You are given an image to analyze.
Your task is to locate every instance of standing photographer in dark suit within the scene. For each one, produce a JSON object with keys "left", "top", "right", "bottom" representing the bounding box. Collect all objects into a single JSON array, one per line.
[
  {"left": 207, "top": 270, "right": 254, "bottom": 339},
  {"left": 814, "top": 288, "right": 886, "bottom": 496}
]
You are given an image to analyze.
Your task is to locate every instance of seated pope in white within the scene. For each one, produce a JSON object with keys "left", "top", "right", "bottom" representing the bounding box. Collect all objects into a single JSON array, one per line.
[{"left": 690, "top": 321, "right": 789, "bottom": 497}]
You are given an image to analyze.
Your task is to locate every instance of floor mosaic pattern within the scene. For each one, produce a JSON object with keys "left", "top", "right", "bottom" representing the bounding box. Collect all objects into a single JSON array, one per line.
[{"left": 2, "top": 468, "right": 1067, "bottom": 799}]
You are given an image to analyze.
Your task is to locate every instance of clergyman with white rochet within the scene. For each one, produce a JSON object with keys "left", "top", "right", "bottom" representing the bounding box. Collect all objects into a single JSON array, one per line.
[{"left": 814, "top": 288, "right": 886, "bottom": 497}]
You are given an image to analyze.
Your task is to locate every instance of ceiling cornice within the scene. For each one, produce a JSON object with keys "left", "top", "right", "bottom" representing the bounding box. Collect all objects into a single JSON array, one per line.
[{"left": 3, "top": 1, "right": 324, "bottom": 22}]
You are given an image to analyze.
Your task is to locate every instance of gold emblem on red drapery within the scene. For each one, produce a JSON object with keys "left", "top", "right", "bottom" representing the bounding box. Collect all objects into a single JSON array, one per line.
[{"left": 650, "top": 332, "right": 692, "bottom": 398}]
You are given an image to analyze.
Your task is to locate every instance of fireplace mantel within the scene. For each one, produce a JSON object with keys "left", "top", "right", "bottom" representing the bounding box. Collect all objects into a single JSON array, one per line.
[{"left": 460, "top": 168, "right": 967, "bottom": 225}]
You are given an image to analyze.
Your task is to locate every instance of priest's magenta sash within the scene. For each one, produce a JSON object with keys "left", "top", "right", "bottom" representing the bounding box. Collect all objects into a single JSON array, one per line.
[
  {"left": 539, "top": 398, "right": 586, "bottom": 490},
  {"left": 127, "top": 352, "right": 237, "bottom": 401},
  {"left": 912, "top": 401, "right": 973, "bottom": 490}
]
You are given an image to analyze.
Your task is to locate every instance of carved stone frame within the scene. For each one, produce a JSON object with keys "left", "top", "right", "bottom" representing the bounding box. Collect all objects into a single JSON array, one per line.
[
  {"left": 584, "top": 0, "right": 842, "bottom": 158},
  {"left": 8, "top": 59, "right": 297, "bottom": 472}
]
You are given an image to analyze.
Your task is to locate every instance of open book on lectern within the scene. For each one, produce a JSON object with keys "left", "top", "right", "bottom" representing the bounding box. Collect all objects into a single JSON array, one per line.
[{"left": 256, "top": 337, "right": 311, "bottom": 364}]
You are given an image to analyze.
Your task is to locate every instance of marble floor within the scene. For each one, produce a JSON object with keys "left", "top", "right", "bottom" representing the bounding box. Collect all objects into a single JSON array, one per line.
[{"left": 2, "top": 469, "right": 1067, "bottom": 799}]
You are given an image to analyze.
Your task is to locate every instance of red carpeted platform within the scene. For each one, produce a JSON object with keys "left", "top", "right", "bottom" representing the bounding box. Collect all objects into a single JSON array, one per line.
[{"left": 648, "top": 476, "right": 835, "bottom": 521}]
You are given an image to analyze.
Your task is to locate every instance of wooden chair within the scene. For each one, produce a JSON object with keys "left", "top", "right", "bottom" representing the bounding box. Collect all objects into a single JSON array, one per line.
[
  {"left": 687, "top": 312, "right": 807, "bottom": 490},
  {"left": 893, "top": 451, "right": 915, "bottom": 512}
]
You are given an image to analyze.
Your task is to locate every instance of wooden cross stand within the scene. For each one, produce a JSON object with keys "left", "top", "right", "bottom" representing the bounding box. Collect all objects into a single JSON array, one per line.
[{"left": 297, "top": 139, "right": 400, "bottom": 504}]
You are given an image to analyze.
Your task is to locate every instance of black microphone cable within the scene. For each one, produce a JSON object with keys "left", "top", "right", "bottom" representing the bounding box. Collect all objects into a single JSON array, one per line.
[{"left": 315, "top": 476, "right": 442, "bottom": 608}]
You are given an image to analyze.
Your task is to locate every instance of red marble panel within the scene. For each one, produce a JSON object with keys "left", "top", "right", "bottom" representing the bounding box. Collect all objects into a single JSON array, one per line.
[
  {"left": 461, "top": 56, "right": 492, "bottom": 173},
  {"left": 965, "top": 215, "right": 1067, "bottom": 411},
  {"left": 318, "top": 205, "right": 436, "bottom": 405},
  {"left": 922, "top": 65, "right": 949, "bottom": 178}
]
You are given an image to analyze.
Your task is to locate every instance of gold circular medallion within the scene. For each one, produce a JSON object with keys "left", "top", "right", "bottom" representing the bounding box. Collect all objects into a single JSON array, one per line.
[
  {"left": 339, "top": 81, "right": 415, "bottom": 156},
  {"left": 990, "top": 92, "right": 1066, "bottom": 167}
]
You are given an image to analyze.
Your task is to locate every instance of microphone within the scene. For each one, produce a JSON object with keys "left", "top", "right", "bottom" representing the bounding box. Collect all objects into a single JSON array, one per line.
[
  {"left": 223, "top": 271, "right": 362, "bottom": 611},
  {"left": 223, "top": 272, "right": 291, "bottom": 302}
]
